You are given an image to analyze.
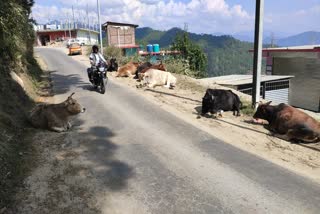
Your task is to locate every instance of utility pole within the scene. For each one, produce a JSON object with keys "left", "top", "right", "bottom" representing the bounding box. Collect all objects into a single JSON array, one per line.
[
  {"left": 270, "top": 32, "right": 275, "bottom": 48},
  {"left": 72, "top": 5, "right": 75, "bottom": 29},
  {"left": 97, "top": 0, "right": 103, "bottom": 51},
  {"left": 87, "top": 4, "right": 91, "bottom": 44},
  {"left": 252, "top": 0, "right": 264, "bottom": 109},
  {"left": 67, "top": 13, "right": 71, "bottom": 39}
]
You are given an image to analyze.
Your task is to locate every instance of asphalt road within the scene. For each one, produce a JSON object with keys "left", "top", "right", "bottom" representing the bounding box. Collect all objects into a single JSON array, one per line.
[{"left": 35, "top": 47, "right": 320, "bottom": 214}]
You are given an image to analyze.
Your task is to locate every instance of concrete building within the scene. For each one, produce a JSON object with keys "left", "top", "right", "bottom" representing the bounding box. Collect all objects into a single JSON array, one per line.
[
  {"left": 261, "top": 45, "right": 320, "bottom": 112},
  {"left": 35, "top": 24, "right": 99, "bottom": 46}
]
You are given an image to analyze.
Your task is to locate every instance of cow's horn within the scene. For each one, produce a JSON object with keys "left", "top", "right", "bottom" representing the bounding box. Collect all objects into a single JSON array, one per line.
[
  {"left": 266, "top": 101, "right": 272, "bottom": 105},
  {"left": 68, "top": 92, "right": 75, "bottom": 98}
]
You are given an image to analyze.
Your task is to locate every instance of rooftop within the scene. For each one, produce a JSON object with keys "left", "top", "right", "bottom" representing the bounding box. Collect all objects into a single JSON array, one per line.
[
  {"left": 250, "top": 44, "right": 320, "bottom": 53},
  {"left": 36, "top": 28, "right": 99, "bottom": 34},
  {"left": 102, "top": 21, "right": 139, "bottom": 28},
  {"left": 199, "top": 75, "right": 294, "bottom": 86}
]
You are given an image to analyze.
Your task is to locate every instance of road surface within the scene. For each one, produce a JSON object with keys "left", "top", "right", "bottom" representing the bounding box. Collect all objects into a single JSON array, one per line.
[{"left": 35, "top": 47, "right": 320, "bottom": 214}]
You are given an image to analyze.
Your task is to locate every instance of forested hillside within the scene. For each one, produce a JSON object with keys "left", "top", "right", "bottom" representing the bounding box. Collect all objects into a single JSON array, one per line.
[{"left": 136, "top": 27, "right": 254, "bottom": 77}]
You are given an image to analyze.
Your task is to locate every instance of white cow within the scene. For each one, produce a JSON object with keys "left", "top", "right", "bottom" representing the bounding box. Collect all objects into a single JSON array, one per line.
[{"left": 143, "top": 69, "right": 177, "bottom": 89}]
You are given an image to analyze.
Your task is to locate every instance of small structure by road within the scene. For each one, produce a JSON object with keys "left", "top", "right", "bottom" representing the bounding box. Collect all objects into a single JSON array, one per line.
[
  {"left": 252, "top": 45, "right": 320, "bottom": 112},
  {"left": 200, "top": 74, "right": 294, "bottom": 104}
]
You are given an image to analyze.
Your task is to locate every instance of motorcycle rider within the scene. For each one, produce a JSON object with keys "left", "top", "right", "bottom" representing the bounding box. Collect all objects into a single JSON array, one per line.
[{"left": 88, "top": 45, "right": 107, "bottom": 83}]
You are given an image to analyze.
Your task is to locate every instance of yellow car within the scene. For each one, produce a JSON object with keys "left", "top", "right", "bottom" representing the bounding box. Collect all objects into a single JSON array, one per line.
[{"left": 69, "top": 43, "right": 82, "bottom": 55}]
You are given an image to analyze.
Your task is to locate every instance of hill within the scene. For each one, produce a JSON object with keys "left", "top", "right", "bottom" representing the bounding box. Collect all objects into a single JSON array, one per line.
[
  {"left": 276, "top": 31, "right": 320, "bottom": 47},
  {"left": 136, "top": 27, "right": 254, "bottom": 77}
]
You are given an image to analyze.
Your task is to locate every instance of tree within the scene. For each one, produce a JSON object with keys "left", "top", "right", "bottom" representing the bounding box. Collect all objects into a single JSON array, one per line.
[
  {"left": 0, "top": 0, "right": 35, "bottom": 63},
  {"left": 171, "top": 31, "right": 207, "bottom": 78}
]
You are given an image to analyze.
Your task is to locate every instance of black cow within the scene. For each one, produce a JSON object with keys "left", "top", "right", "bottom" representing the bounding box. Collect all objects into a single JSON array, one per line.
[
  {"left": 201, "top": 89, "right": 242, "bottom": 117},
  {"left": 107, "top": 58, "right": 118, "bottom": 72},
  {"left": 134, "top": 62, "right": 152, "bottom": 79}
]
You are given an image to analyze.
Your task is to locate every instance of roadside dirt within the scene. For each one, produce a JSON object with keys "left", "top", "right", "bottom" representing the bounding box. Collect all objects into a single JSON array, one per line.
[
  {"left": 66, "top": 46, "right": 320, "bottom": 183},
  {"left": 9, "top": 51, "right": 101, "bottom": 214}
]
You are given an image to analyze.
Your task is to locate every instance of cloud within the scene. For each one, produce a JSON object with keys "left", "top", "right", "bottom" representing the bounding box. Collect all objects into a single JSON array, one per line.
[
  {"left": 139, "top": 0, "right": 159, "bottom": 5},
  {"left": 32, "top": 0, "right": 319, "bottom": 35}
]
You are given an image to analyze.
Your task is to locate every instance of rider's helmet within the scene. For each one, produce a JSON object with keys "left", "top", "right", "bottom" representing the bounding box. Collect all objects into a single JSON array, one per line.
[{"left": 92, "top": 45, "right": 99, "bottom": 53}]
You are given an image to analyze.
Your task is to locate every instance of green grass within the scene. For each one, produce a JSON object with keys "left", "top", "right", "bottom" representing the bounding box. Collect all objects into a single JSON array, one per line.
[{"left": 241, "top": 100, "right": 255, "bottom": 116}]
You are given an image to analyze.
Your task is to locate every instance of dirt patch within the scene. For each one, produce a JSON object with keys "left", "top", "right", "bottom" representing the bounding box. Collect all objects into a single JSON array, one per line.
[
  {"left": 64, "top": 48, "right": 320, "bottom": 183},
  {"left": 10, "top": 132, "right": 101, "bottom": 214}
]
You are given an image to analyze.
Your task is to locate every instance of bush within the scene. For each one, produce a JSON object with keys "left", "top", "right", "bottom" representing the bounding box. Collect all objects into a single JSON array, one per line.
[
  {"left": 171, "top": 31, "right": 207, "bottom": 78},
  {"left": 103, "top": 45, "right": 122, "bottom": 59}
]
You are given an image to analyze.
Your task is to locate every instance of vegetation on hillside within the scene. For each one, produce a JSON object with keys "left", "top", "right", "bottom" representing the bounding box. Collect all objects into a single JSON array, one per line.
[
  {"left": 0, "top": 0, "right": 35, "bottom": 66},
  {"left": 0, "top": 0, "right": 44, "bottom": 209},
  {"left": 136, "top": 27, "right": 254, "bottom": 77},
  {"left": 171, "top": 31, "right": 207, "bottom": 78}
]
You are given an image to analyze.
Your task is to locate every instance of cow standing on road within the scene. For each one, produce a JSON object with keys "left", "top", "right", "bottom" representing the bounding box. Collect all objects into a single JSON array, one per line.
[
  {"left": 253, "top": 101, "right": 320, "bottom": 143},
  {"left": 201, "top": 89, "right": 242, "bottom": 117}
]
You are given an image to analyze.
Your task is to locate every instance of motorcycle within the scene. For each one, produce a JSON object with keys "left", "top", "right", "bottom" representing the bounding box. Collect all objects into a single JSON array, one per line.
[{"left": 91, "top": 62, "right": 108, "bottom": 94}]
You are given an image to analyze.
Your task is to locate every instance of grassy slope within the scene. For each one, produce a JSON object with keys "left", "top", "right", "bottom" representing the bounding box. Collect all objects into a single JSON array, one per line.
[{"left": 0, "top": 57, "right": 47, "bottom": 209}]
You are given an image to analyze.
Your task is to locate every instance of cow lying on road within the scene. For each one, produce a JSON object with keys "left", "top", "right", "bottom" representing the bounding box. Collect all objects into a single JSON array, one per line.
[
  {"left": 253, "top": 101, "right": 320, "bottom": 143},
  {"left": 116, "top": 62, "right": 140, "bottom": 77},
  {"left": 201, "top": 89, "right": 242, "bottom": 117},
  {"left": 29, "top": 93, "right": 86, "bottom": 132},
  {"left": 139, "top": 69, "right": 177, "bottom": 89}
]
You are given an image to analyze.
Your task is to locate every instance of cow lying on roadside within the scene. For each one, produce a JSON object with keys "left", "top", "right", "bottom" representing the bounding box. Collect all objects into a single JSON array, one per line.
[
  {"left": 29, "top": 93, "right": 86, "bottom": 132},
  {"left": 253, "top": 101, "right": 320, "bottom": 143},
  {"left": 201, "top": 89, "right": 242, "bottom": 117},
  {"left": 116, "top": 61, "right": 140, "bottom": 77},
  {"left": 135, "top": 61, "right": 167, "bottom": 81},
  {"left": 139, "top": 63, "right": 166, "bottom": 81},
  {"left": 138, "top": 69, "right": 176, "bottom": 89},
  {"left": 134, "top": 62, "right": 152, "bottom": 79},
  {"left": 107, "top": 58, "right": 118, "bottom": 72}
]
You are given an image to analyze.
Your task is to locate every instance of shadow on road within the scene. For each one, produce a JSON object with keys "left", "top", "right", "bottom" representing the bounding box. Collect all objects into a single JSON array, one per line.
[
  {"left": 50, "top": 71, "right": 90, "bottom": 95},
  {"left": 75, "top": 125, "right": 133, "bottom": 191}
]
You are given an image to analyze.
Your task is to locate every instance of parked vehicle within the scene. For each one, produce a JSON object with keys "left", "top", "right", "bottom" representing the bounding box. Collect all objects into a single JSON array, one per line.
[
  {"left": 91, "top": 62, "right": 108, "bottom": 94},
  {"left": 67, "top": 39, "right": 82, "bottom": 48},
  {"left": 68, "top": 43, "right": 82, "bottom": 55}
]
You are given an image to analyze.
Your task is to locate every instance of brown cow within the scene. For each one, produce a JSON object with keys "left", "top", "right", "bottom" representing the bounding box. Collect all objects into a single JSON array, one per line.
[
  {"left": 138, "top": 62, "right": 167, "bottom": 81},
  {"left": 116, "top": 62, "right": 140, "bottom": 77},
  {"left": 253, "top": 101, "right": 320, "bottom": 143},
  {"left": 29, "top": 93, "right": 86, "bottom": 132}
]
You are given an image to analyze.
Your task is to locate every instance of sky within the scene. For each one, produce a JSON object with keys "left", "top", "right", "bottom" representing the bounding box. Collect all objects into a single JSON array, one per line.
[{"left": 31, "top": 0, "right": 320, "bottom": 37}]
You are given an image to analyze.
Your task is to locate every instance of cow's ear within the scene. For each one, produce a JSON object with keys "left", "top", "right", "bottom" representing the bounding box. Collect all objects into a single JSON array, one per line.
[{"left": 266, "top": 101, "right": 272, "bottom": 106}]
